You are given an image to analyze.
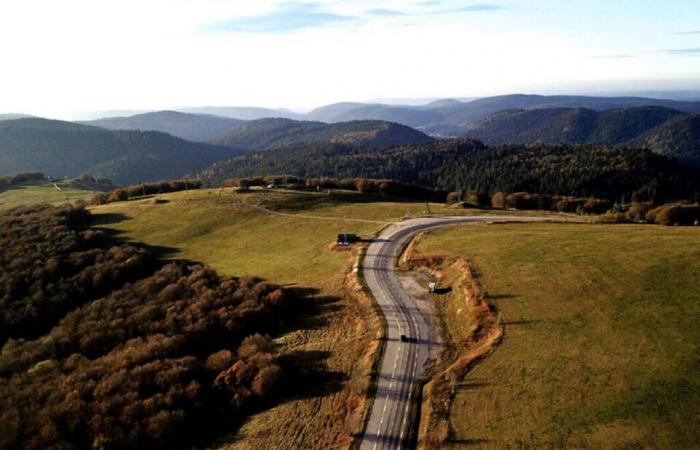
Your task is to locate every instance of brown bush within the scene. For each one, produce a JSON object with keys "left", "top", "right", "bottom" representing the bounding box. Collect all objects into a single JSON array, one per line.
[
  {"left": 491, "top": 192, "right": 506, "bottom": 209},
  {"left": 446, "top": 192, "right": 460, "bottom": 205},
  {"left": 625, "top": 202, "right": 653, "bottom": 222},
  {"left": 582, "top": 198, "right": 613, "bottom": 215},
  {"left": 648, "top": 203, "right": 700, "bottom": 226},
  {"left": 463, "top": 191, "right": 490, "bottom": 207}
]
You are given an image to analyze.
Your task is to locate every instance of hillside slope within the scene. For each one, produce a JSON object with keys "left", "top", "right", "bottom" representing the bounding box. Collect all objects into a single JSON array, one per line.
[
  {"left": 464, "top": 107, "right": 700, "bottom": 167},
  {"left": 465, "top": 106, "right": 685, "bottom": 145},
  {"left": 81, "top": 110, "right": 244, "bottom": 142},
  {"left": 0, "top": 118, "right": 243, "bottom": 184},
  {"left": 210, "top": 118, "right": 434, "bottom": 150}
]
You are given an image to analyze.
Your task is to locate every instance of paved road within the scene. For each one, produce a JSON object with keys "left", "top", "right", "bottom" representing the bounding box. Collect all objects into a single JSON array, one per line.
[{"left": 359, "top": 216, "right": 555, "bottom": 450}]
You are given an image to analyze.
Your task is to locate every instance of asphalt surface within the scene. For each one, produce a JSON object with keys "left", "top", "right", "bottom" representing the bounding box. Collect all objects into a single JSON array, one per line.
[{"left": 359, "top": 216, "right": 553, "bottom": 450}]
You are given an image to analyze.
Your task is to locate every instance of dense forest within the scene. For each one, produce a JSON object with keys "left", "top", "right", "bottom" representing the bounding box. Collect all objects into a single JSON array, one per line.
[
  {"left": 199, "top": 140, "right": 700, "bottom": 203},
  {"left": 0, "top": 204, "right": 290, "bottom": 450}
]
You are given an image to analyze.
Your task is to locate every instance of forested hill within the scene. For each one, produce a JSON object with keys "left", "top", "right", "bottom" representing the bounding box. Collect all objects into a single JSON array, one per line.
[
  {"left": 464, "top": 106, "right": 683, "bottom": 145},
  {"left": 199, "top": 140, "right": 700, "bottom": 203},
  {"left": 0, "top": 118, "right": 244, "bottom": 184},
  {"left": 630, "top": 113, "right": 700, "bottom": 167},
  {"left": 81, "top": 110, "right": 244, "bottom": 142},
  {"left": 209, "top": 118, "right": 434, "bottom": 150},
  {"left": 463, "top": 106, "right": 700, "bottom": 167}
]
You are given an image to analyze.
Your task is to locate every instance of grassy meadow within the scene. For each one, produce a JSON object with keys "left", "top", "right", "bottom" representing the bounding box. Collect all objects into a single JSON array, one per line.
[
  {"left": 414, "top": 223, "right": 700, "bottom": 449},
  {"left": 0, "top": 181, "right": 97, "bottom": 210}
]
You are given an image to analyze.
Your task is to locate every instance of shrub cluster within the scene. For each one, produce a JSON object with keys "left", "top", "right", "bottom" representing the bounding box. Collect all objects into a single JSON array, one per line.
[
  {"left": 90, "top": 179, "right": 202, "bottom": 205},
  {"left": 599, "top": 202, "right": 700, "bottom": 226},
  {"left": 490, "top": 191, "right": 613, "bottom": 214},
  {"left": 0, "top": 205, "right": 288, "bottom": 450},
  {"left": 0, "top": 172, "right": 44, "bottom": 189},
  {"left": 646, "top": 203, "right": 700, "bottom": 226}
]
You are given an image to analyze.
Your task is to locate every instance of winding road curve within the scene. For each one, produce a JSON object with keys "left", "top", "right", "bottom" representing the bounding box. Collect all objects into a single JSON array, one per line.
[{"left": 359, "top": 216, "right": 555, "bottom": 450}]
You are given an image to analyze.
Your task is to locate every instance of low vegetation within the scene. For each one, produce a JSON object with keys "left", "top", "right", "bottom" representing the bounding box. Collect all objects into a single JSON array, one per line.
[{"left": 413, "top": 222, "right": 700, "bottom": 449}]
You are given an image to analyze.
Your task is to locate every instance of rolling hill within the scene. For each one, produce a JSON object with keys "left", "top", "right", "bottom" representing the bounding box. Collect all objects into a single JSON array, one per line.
[
  {"left": 81, "top": 110, "right": 244, "bottom": 142},
  {"left": 0, "top": 118, "right": 244, "bottom": 184},
  {"left": 464, "top": 106, "right": 684, "bottom": 144},
  {"left": 209, "top": 118, "right": 434, "bottom": 150}
]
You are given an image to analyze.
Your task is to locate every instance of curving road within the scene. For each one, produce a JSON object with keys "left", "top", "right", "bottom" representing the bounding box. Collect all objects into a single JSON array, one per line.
[{"left": 359, "top": 216, "right": 555, "bottom": 450}]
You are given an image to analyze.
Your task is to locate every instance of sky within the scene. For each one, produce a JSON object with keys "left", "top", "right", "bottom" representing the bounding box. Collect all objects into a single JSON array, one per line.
[{"left": 0, "top": 0, "right": 699, "bottom": 118}]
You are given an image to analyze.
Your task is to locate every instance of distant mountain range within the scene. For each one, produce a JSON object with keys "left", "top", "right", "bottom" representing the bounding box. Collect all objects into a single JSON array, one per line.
[
  {"left": 463, "top": 106, "right": 700, "bottom": 167},
  {"left": 71, "top": 94, "right": 700, "bottom": 138},
  {"left": 210, "top": 118, "right": 433, "bottom": 150},
  {"left": 302, "top": 94, "right": 700, "bottom": 136},
  {"left": 0, "top": 118, "right": 243, "bottom": 184},
  {"left": 81, "top": 111, "right": 244, "bottom": 142},
  {"left": 3, "top": 93, "right": 700, "bottom": 185}
]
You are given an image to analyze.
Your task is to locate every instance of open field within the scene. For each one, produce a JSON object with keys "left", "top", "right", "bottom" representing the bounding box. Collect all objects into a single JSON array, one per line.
[
  {"left": 0, "top": 181, "right": 97, "bottom": 210},
  {"left": 414, "top": 223, "right": 700, "bottom": 449}
]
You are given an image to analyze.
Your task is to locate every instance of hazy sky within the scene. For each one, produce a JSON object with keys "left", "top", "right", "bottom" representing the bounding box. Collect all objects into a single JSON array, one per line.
[{"left": 1, "top": 0, "right": 699, "bottom": 118}]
